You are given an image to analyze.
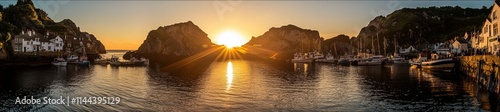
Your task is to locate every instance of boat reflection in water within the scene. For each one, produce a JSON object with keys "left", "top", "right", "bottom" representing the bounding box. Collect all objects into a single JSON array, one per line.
[{"left": 0, "top": 55, "right": 498, "bottom": 111}]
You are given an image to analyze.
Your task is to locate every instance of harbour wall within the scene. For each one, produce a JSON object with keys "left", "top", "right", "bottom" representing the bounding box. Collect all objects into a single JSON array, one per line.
[{"left": 459, "top": 55, "right": 500, "bottom": 97}]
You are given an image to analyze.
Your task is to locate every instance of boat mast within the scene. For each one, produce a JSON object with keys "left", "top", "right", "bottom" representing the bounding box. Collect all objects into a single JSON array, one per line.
[
  {"left": 372, "top": 36, "right": 374, "bottom": 55},
  {"left": 383, "top": 36, "right": 387, "bottom": 55},
  {"left": 377, "top": 33, "right": 381, "bottom": 55}
]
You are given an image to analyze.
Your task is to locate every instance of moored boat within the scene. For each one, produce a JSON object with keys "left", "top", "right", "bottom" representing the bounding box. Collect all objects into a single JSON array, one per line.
[
  {"left": 357, "top": 55, "right": 383, "bottom": 66},
  {"left": 393, "top": 55, "right": 408, "bottom": 64},
  {"left": 338, "top": 55, "right": 350, "bottom": 66},
  {"left": 109, "top": 55, "right": 121, "bottom": 66},
  {"left": 291, "top": 52, "right": 314, "bottom": 63},
  {"left": 78, "top": 45, "right": 90, "bottom": 66},
  {"left": 420, "top": 53, "right": 456, "bottom": 70},
  {"left": 52, "top": 58, "right": 67, "bottom": 66},
  {"left": 66, "top": 55, "right": 79, "bottom": 64}
]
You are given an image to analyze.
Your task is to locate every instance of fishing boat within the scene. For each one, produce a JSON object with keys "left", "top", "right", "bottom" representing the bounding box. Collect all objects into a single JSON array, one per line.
[
  {"left": 357, "top": 55, "right": 383, "bottom": 66},
  {"left": 109, "top": 55, "right": 121, "bottom": 66},
  {"left": 392, "top": 53, "right": 408, "bottom": 64},
  {"left": 78, "top": 46, "right": 90, "bottom": 66},
  {"left": 94, "top": 55, "right": 108, "bottom": 64},
  {"left": 409, "top": 52, "right": 428, "bottom": 66},
  {"left": 393, "top": 56, "right": 408, "bottom": 64},
  {"left": 78, "top": 56, "right": 90, "bottom": 65},
  {"left": 312, "top": 52, "right": 324, "bottom": 59},
  {"left": 51, "top": 57, "right": 67, "bottom": 66},
  {"left": 130, "top": 57, "right": 148, "bottom": 66},
  {"left": 291, "top": 53, "right": 313, "bottom": 63},
  {"left": 420, "top": 53, "right": 456, "bottom": 69},
  {"left": 338, "top": 55, "right": 350, "bottom": 66},
  {"left": 94, "top": 58, "right": 108, "bottom": 64},
  {"left": 316, "top": 53, "right": 336, "bottom": 63},
  {"left": 66, "top": 55, "right": 79, "bottom": 64}
]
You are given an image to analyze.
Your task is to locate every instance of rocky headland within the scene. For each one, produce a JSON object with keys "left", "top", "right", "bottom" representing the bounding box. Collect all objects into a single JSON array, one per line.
[{"left": 0, "top": 0, "right": 106, "bottom": 63}]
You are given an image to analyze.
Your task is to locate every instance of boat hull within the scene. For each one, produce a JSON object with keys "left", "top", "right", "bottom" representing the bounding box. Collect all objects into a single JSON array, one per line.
[
  {"left": 357, "top": 61, "right": 382, "bottom": 66},
  {"left": 52, "top": 62, "right": 67, "bottom": 66},
  {"left": 420, "top": 58, "right": 456, "bottom": 69},
  {"left": 393, "top": 61, "right": 409, "bottom": 64},
  {"left": 78, "top": 61, "right": 90, "bottom": 66},
  {"left": 338, "top": 60, "right": 350, "bottom": 66},
  {"left": 292, "top": 59, "right": 314, "bottom": 63}
]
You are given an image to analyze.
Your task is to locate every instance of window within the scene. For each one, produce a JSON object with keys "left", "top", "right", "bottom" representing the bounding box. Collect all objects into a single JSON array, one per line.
[
  {"left": 494, "top": 23, "right": 498, "bottom": 36},
  {"left": 485, "top": 26, "right": 489, "bottom": 33},
  {"left": 494, "top": 11, "right": 498, "bottom": 20}
]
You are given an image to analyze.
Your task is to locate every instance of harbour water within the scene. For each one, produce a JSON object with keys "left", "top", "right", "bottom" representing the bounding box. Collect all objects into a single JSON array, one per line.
[{"left": 0, "top": 51, "right": 496, "bottom": 111}]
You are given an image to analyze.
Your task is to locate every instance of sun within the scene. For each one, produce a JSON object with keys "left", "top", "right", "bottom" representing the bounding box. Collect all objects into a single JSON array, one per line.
[{"left": 215, "top": 30, "right": 246, "bottom": 48}]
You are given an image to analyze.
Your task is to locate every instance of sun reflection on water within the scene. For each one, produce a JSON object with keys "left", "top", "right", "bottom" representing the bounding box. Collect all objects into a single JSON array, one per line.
[{"left": 226, "top": 61, "right": 233, "bottom": 91}]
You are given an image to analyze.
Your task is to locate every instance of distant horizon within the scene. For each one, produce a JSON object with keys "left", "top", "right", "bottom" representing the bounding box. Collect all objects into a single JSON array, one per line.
[{"left": 0, "top": 1, "right": 495, "bottom": 50}]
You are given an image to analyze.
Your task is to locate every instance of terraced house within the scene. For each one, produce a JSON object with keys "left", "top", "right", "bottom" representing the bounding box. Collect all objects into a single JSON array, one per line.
[
  {"left": 11, "top": 30, "right": 65, "bottom": 52},
  {"left": 478, "top": 1, "right": 500, "bottom": 54}
]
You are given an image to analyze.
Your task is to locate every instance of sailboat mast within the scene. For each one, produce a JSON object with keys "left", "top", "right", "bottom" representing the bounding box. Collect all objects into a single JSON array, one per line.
[
  {"left": 383, "top": 37, "right": 387, "bottom": 55},
  {"left": 371, "top": 36, "right": 374, "bottom": 55},
  {"left": 377, "top": 33, "right": 380, "bottom": 55}
]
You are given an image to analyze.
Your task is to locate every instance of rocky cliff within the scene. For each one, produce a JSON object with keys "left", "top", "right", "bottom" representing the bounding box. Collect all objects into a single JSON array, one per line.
[
  {"left": 136, "top": 21, "right": 214, "bottom": 63},
  {"left": 355, "top": 6, "right": 489, "bottom": 52},
  {"left": 0, "top": 0, "right": 106, "bottom": 60},
  {"left": 244, "top": 25, "right": 323, "bottom": 60}
]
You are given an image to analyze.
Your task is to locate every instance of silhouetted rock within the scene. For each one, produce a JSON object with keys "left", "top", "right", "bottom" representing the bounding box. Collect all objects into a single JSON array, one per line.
[
  {"left": 136, "top": 21, "right": 214, "bottom": 63},
  {"left": 244, "top": 24, "right": 323, "bottom": 60}
]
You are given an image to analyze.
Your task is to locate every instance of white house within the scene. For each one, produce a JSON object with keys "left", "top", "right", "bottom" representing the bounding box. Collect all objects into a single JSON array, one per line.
[
  {"left": 399, "top": 46, "right": 418, "bottom": 54},
  {"left": 51, "top": 36, "right": 64, "bottom": 52},
  {"left": 476, "top": 1, "right": 500, "bottom": 53},
  {"left": 12, "top": 30, "right": 41, "bottom": 52},
  {"left": 451, "top": 38, "right": 468, "bottom": 53},
  {"left": 12, "top": 30, "right": 65, "bottom": 52}
]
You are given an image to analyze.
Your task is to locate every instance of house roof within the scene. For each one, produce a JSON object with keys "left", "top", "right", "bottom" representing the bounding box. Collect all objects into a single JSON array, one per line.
[
  {"left": 15, "top": 34, "right": 37, "bottom": 40},
  {"left": 39, "top": 37, "right": 50, "bottom": 42},
  {"left": 455, "top": 38, "right": 468, "bottom": 43}
]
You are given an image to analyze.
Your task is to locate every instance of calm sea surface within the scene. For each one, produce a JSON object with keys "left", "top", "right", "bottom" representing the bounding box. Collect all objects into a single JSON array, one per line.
[{"left": 0, "top": 51, "right": 496, "bottom": 111}]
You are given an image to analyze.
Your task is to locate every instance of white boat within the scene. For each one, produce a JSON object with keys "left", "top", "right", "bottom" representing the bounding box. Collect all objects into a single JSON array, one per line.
[
  {"left": 312, "top": 52, "right": 324, "bottom": 59},
  {"left": 94, "top": 58, "right": 108, "bottom": 64},
  {"left": 393, "top": 55, "right": 408, "bottom": 64},
  {"left": 409, "top": 53, "right": 428, "bottom": 66},
  {"left": 357, "top": 55, "right": 383, "bottom": 66},
  {"left": 109, "top": 55, "right": 121, "bottom": 66},
  {"left": 393, "top": 57, "right": 408, "bottom": 64},
  {"left": 52, "top": 58, "right": 67, "bottom": 66},
  {"left": 291, "top": 53, "right": 313, "bottom": 63},
  {"left": 67, "top": 55, "right": 79, "bottom": 64},
  {"left": 78, "top": 45, "right": 90, "bottom": 66},
  {"left": 130, "top": 57, "right": 148, "bottom": 66},
  {"left": 140, "top": 58, "right": 149, "bottom": 66},
  {"left": 420, "top": 53, "right": 456, "bottom": 69},
  {"left": 94, "top": 55, "right": 108, "bottom": 64},
  {"left": 338, "top": 55, "right": 351, "bottom": 66},
  {"left": 315, "top": 53, "right": 336, "bottom": 63}
]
